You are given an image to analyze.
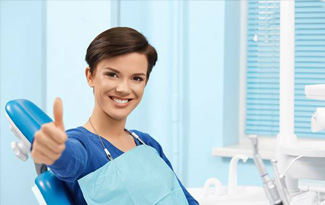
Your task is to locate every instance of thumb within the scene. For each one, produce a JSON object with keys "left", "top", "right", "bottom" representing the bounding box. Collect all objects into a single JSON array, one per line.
[{"left": 53, "top": 97, "right": 65, "bottom": 130}]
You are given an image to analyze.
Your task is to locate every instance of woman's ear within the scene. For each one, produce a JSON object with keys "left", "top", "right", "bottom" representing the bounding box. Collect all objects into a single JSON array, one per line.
[{"left": 85, "top": 67, "right": 94, "bottom": 87}]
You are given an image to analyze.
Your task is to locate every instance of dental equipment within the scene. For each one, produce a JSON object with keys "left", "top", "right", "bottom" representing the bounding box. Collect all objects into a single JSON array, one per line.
[
  {"left": 249, "top": 135, "right": 283, "bottom": 205},
  {"left": 275, "top": 0, "right": 325, "bottom": 203},
  {"left": 270, "top": 83, "right": 325, "bottom": 205},
  {"left": 271, "top": 160, "right": 290, "bottom": 205},
  {"left": 305, "top": 84, "right": 325, "bottom": 101},
  {"left": 306, "top": 84, "right": 325, "bottom": 132}
]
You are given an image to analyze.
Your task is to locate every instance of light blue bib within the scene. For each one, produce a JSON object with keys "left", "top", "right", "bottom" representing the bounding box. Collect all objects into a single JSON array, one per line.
[{"left": 78, "top": 144, "right": 188, "bottom": 205}]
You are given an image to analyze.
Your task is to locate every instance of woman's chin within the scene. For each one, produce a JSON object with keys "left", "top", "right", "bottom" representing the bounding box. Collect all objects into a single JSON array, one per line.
[{"left": 108, "top": 113, "right": 129, "bottom": 121}]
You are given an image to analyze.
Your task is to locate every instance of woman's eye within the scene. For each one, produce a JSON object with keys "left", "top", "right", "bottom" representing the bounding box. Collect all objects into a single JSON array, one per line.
[
  {"left": 106, "top": 72, "right": 118, "bottom": 78},
  {"left": 133, "top": 77, "right": 144, "bottom": 82}
]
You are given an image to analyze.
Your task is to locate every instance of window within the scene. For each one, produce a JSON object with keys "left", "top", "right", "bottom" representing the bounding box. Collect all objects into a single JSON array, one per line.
[
  {"left": 245, "top": 0, "right": 325, "bottom": 139},
  {"left": 246, "top": 0, "right": 280, "bottom": 137}
]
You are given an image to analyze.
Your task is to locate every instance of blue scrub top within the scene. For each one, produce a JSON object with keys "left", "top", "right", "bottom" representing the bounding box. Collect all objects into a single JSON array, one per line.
[{"left": 49, "top": 127, "right": 199, "bottom": 205}]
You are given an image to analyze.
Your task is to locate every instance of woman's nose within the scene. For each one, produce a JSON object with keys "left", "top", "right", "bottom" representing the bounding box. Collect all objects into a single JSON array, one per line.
[{"left": 115, "top": 80, "right": 130, "bottom": 94}]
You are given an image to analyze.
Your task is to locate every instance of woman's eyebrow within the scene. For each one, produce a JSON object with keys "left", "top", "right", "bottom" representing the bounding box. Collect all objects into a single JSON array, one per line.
[
  {"left": 133, "top": 73, "right": 146, "bottom": 76},
  {"left": 104, "top": 67, "right": 146, "bottom": 76},
  {"left": 103, "top": 67, "right": 120, "bottom": 73}
]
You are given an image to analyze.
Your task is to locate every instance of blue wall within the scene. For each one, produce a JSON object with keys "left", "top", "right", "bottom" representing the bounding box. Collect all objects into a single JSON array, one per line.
[
  {"left": 1, "top": 1, "right": 45, "bottom": 204},
  {"left": 45, "top": 1, "right": 112, "bottom": 129},
  {"left": 1, "top": 1, "right": 265, "bottom": 204},
  {"left": 186, "top": 0, "right": 227, "bottom": 186}
]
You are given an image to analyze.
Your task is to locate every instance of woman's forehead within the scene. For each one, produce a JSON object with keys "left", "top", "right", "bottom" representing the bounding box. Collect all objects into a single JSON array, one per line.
[{"left": 97, "top": 53, "right": 148, "bottom": 74}]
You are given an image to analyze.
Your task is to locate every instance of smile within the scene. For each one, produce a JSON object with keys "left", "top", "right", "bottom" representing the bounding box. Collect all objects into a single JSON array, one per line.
[
  {"left": 113, "top": 98, "right": 128, "bottom": 104},
  {"left": 109, "top": 96, "right": 132, "bottom": 106}
]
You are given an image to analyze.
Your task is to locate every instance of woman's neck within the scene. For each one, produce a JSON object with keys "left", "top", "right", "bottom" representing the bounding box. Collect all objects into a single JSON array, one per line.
[{"left": 85, "top": 107, "right": 127, "bottom": 140}]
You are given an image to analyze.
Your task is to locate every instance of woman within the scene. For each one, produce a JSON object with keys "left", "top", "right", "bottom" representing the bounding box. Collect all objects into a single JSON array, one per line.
[{"left": 31, "top": 27, "right": 199, "bottom": 205}]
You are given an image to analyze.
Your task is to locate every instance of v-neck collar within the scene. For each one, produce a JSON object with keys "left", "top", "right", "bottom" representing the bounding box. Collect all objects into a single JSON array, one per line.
[{"left": 78, "top": 126, "right": 140, "bottom": 154}]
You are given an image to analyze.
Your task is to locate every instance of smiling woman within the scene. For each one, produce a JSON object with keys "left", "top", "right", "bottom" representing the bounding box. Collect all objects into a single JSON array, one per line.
[
  {"left": 30, "top": 27, "right": 199, "bottom": 205},
  {"left": 86, "top": 54, "right": 148, "bottom": 121}
]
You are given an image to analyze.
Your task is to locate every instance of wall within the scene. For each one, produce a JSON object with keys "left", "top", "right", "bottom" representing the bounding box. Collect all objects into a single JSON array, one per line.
[
  {"left": 0, "top": 1, "right": 45, "bottom": 204},
  {"left": 46, "top": 1, "right": 112, "bottom": 128}
]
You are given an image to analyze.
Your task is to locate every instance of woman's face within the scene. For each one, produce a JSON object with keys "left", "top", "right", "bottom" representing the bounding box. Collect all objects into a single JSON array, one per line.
[{"left": 86, "top": 52, "right": 148, "bottom": 121}]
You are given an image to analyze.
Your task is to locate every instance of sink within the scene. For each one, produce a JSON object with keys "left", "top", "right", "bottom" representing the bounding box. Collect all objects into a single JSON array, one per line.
[
  {"left": 188, "top": 156, "right": 270, "bottom": 204},
  {"left": 188, "top": 186, "right": 269, "bottom": 205}
]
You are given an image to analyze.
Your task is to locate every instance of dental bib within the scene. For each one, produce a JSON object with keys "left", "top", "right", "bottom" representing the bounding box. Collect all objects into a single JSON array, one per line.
[{"left": 78, "top": 145, "right": 188, "bottom": 205}]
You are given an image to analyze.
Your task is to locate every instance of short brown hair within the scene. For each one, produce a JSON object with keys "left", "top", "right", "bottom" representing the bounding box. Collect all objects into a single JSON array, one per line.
[{"left": 85, "top": 27, "right": 157, "bottom": 79}]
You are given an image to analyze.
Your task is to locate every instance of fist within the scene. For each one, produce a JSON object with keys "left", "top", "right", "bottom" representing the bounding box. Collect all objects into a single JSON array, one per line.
[{"left": 31, "top": 98, "right": 68, "bottom": 165}]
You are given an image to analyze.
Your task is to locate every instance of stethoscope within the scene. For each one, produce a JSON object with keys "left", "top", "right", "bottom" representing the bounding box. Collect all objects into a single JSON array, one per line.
[{"left": 89, "top": 118, "right": 146, "bottom": 161}]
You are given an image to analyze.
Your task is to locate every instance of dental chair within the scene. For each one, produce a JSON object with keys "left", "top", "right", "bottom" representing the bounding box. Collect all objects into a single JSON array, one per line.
[{"left": 5, "top": 99, "right": 73, "bottom": 205}]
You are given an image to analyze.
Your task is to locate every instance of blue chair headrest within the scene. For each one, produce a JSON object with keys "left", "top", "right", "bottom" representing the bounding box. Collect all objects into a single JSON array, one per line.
[{"left": 5, "top": 99, "right": 52, "bottom": 143}]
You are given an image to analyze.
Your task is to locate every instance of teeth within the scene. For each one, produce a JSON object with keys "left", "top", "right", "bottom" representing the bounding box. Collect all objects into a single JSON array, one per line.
[{"left": 113, "top": 98, "right": 128, "bottom": 104}]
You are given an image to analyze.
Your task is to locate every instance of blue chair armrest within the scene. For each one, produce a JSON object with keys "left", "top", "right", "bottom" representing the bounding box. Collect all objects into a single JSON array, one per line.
[{"left": 35, "top": 171, "right": 73, "bottom": 205}]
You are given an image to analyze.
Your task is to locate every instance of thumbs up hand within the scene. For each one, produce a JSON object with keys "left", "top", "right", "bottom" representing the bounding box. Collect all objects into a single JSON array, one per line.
[{"left": 31, "top": 98, "right": 68, "bottom": 165}]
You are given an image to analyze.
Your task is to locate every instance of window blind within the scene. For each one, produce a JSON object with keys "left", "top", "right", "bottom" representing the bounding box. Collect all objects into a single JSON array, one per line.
[
  {"left": 295, "top": 0, "right": 325, "bottom": 138},
  {"left": 245, "top": 0, "right": 325, "bottom": 138}
]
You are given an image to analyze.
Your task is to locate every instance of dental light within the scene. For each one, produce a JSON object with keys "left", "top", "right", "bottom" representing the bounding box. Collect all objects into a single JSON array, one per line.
[
  {"left": 305, "top": 84, "right": 325, "bottom": 132},
  {"left": 305, "top": 84, "right": 325, "bottom": 101}
]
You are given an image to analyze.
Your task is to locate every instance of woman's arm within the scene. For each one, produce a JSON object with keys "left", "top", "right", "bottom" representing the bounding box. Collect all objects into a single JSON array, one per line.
[{"left": 48, "top": 137, "right": 88, "bottom": 182}]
